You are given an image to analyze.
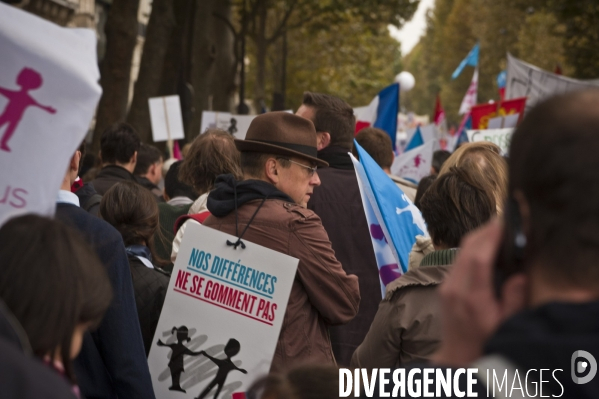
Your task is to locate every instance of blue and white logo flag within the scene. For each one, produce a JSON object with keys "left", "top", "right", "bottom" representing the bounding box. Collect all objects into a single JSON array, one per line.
[
  {"left": 452, "top": 42, "right": 479, "bottom": 79},
  {"left": 351, "top": 141, "right": 428, "bottom": 294}
]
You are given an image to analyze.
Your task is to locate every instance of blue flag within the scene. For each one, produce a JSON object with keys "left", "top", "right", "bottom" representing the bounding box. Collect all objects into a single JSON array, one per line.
[
  {"left": 452, "top": 43, "right": 479, "bottom": 80},
  {"left": 404, "top": 126, "right": 424, "bottom": 152},
  {"left": 373, "top": 83, "right": 400, "bottom": 150},
  {"left": 352, "top": 141, "right": 428, "bottom": 291}
]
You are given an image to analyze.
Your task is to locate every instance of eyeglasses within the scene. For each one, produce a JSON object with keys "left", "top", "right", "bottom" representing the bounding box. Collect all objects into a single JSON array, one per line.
[{"left": 277, "top": 157, "right": 317, "bottom": 176}]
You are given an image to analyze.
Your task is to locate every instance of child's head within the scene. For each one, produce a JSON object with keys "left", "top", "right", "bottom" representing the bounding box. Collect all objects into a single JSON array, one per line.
[
  {"left": 0, "top": 215, "right": 112, "bottom": 382},
  {"left": 16, "top": 68, "right": 43, "bottom": 90},
  {"left": 173, "top": 326, "right": 190, "bottom": 342},
  {"left": 224, "top": 338, "right": 241, "bottom": 357}
]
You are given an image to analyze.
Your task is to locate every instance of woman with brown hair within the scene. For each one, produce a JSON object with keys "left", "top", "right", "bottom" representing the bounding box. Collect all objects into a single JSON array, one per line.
[
  {"left": 351, "top": 162, "right": 498, "bottom": 369},
  {"left": 171, "top": 129, "right": 243, "bottom": 262},
  {"left": 0, "top": 215, "right": 112, "bottom": 397},
  {"left": 100, "top": 181, "right": 170, "bottom": 355}
]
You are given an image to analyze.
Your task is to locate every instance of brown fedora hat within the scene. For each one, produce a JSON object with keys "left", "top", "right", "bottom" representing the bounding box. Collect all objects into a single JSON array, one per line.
[{"left": 235, "top": 112, "right": 328, "bottom": 167}]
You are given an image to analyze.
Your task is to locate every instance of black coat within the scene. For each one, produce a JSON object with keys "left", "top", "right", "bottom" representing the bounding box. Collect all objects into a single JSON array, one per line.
[
  {"left": 127, "top": 255, "right": 169, "bottom": 356},
  {"left": 307, "top": 145, "right": 381, "bottom": 366},
  {"left": 90, "top": 165, "right": 138, "bottom": 196},
  {"left": 56, "top": 204, "right": 156, "bottom": 399}
]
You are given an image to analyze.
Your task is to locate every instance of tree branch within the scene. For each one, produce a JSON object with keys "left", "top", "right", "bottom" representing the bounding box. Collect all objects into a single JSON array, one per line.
[
  {"left": 213, "top": 12, "right": 240, "bottom": 38},
  {"left": 266, "top": 0, "right": 298, "bottom": 44}
]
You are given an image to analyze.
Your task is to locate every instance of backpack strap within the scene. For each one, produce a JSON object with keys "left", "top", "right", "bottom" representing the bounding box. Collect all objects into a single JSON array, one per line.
[{"left": 174, "top": 211, "right": 211, "bottom": 234}]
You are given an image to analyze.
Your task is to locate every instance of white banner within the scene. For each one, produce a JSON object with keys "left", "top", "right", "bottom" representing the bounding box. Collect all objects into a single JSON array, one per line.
[
  {"left": 391, "top": 139, "right": 440, "bottom": 184},
  {"left": 200, "top": 111, "right": 293, "bottom": 140},
  {"left": 149, "top": 95, "right": 185, "bottom": 142},
  {"left": 506, "top": 53, "right": 599, "bottom": 112},
  {"left": 467, "top": 128, "right": 514, "bottom": 155},
  {"left": 0, "top": 4, "right": 101, "bottom": 227},
  {"left": 148, "top": 222, "right": 298, "bottom": 399}
]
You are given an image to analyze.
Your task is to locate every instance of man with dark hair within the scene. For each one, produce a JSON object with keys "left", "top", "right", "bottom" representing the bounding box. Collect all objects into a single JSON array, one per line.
[
  {"left": 354, "top": 127, "right": 418, "bottom": 201},
  {"left": 134, "top": 143, "right": 164, "bottom": 202},
  {"left": 56, "top": 148, "right": 155, "bottom": 399},
  {"left": 431, "top": 149, "right": 451, "bottom": 175},
  {"left": 366, "top": 90, "right": 599, "bottom": 398},
  {"left": 297, "top": 92, "right": 380, "bottom": 366},
  {"left": 90, "top": 122, "right": 141, "bottom": 195},
  {"left": 203, "top": 112, "right": 360, "bottom": 372}
]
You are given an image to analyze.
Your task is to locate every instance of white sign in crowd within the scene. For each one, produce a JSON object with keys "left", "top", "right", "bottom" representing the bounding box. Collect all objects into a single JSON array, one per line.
[
  {"left": 467, "top": 128, "right": 514, "bottom": 156},
  {"left": 148, "top": 223, "right": 298, "bottom": 399},
  {"left": 0, "top": 3, "right": 101, "bottom": 227}
]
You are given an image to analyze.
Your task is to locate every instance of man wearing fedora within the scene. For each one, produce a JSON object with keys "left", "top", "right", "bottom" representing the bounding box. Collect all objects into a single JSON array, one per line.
[
  {"left": 296, "top": 92, "right": 381, "bottom": 367},
  {"left": 203, "top": 111, "right": 360, "bottom": 371}
]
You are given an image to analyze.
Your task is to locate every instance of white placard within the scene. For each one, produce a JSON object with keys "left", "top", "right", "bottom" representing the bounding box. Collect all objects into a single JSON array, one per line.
[
  {"left": 467, "top": 128, "right": 514, "bottom": 155},
  {"left": 0, "top": 4, "right": 101, "bottom": 227},
  {"left": 148, "top": 222, "right": 298, "bottom": 399},
  {"left": 149, "top": 95, "right": 185, "bottom": 142},
  {"left": 487, "top": 116, "right": 503, "bottom": 129},
  {"left": 200, "top": 111, "right": 293, "bottom": 140}
]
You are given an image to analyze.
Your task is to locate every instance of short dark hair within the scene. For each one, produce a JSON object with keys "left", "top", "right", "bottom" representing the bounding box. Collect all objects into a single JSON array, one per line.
[
  {"left": 249, "top": 364, "right": 339, "bottom": 399},
  {"left": 302, "top": 92, "right": 355, "bottom": 149},
  {"left": 134, "top": 143, "right": 163, "bottom": 176},
  {"left": 420, "top": 163, "right": 496, "bottom": 248},
  {"left": 179, "top": 129, "right": 242, "bottom": 194},
  {"left": 100, "top": 122, "right": 141, "bottom": 164},
  {"left": 0, "top": 215, "right": 112, "bottom": 383},
  {"left": 240, "top": 152, "right": 290, "bottom": 178},
  {"left": 414, "top": 174, "right": 437, "bottom": 209},
  {"left": 509, "top": 90, "right": 599, "bottom": 289},
  {"left": 432, "top": 150, "right": 451, "bottom": 174},
  {"left": 165, "top": 161, "right": 197, "bottom": 200},
  {"left": 354, "top": 127, "right": 394, "bottom": 169}
]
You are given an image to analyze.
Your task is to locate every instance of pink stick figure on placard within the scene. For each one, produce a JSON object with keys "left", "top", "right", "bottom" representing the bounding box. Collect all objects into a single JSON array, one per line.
[{"left": 0, "top": 68, "right": 56, "bottom": 152}]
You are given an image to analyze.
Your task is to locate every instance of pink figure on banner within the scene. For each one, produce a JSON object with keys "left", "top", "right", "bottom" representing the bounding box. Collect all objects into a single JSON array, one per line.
[
  {"left": 413, "top": 154, "right": 425, "bottom": 168},
  {"left": 0, "top": 67, "right": 56, "bottom": 152}
]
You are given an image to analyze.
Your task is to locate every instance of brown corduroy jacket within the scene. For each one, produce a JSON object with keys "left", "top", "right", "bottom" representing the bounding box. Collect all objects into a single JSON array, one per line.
[{"left": 203, "top": 198, "right": 360, "bottom": 372}]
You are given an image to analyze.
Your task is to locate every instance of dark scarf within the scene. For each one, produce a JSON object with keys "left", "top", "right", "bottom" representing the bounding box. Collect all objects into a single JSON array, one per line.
[
  {"left": 207, "top": 174, "right": 294, "bottom": 249},
  {"left": 317, "top": 145, "right": 354, "bottom": 170}
]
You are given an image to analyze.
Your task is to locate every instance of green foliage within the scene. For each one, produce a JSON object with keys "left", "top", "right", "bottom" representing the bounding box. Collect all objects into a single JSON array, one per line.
[{"left": 402, "top": 0, "right": 597, "bottom": 125}]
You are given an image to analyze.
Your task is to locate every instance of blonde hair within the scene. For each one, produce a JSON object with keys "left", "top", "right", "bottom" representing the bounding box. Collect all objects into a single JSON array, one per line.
[{"left": 439, "top": 142, "right": 508, "bottom": 215}]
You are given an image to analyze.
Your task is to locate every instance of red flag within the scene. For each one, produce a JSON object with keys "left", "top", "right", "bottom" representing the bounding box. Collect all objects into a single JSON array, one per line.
[
  {"left": 470, "top": 103, "right": 498, "bottom": 129},
  {"left": 499, "top": 97, "right": 526, "bottom": 116},
  {"left": 433, "top": 94, "right": 445, "bottom": 126}
]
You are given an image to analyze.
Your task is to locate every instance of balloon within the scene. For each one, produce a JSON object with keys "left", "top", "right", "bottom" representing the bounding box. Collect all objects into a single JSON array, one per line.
[{"left": 395, "top": 71, "right": 415, "bottom": 92}]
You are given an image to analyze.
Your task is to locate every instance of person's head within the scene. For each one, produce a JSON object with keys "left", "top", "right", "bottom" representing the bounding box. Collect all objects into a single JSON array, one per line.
[
  {"left": 17, "top": 67, "right": 43, "bottom": 90},
  {"left": 414, "top": 174, "right": 436, "bottom": 209},
  {"left": 179, "top": 129, "right": 242, "bottom": 195},
  {"left": 508, "top": 90, "right": 599, "bottom": 293},
  {"left": 354, "top": 127, "right": 394, "bottom": 172},
  {"left": 164, "top": 161, "right": 197, "bottom": 201},
  {"left": 173, "top": 326, "right": 190, "bottom": 343},
  {"left": 250, "top": 364, "right": 339, "bottom": 399},
  {"left": 420, "top": 162, "right": 497, "bottom": 249},
  {"left": 224, "top": 338, "right": 241, "bottom": 357},
  {"left": 439, "top": 141, "right": 507, "bottom": 215},
  {"left": 296, "top": 92, "right": 356, "bottom": 151},
  {"left": 100, "top": 182, "right": 163, "bottom": 263},
  {"left": 134, "top": 143, "right": 164, "bottom": 185},
  {"left": 99, "top": 122, "right": 141, "bottom": 173},
  {"left": 431, "top": 150, "right": 451, "bottom": 175},
  {"left": 237, "top": 112, "right": 328, "bottom": 208},
  {"left": 0, "top": 215, "right": 111, "bottom": 382}
]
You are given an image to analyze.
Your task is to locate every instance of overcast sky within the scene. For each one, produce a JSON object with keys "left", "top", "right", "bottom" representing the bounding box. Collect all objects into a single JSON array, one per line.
[{"left": 389, "top": 0, "right": 435, "bottom": 56}]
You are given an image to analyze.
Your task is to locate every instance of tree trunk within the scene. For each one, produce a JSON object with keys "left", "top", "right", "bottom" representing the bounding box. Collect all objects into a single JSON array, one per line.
[
  {"left": 91, "top": 0, "right": 140, "bottom": 154},
  {"left": 253, "top": 0, "right": 268, "bottom": 112},
  {"left": 126, "top": 0, "right": 176, "bottom": 144},
  {"left": 210, "top": 1, "right": 237, "bottom": 112},
  {"left": 189, "top": 0, "right": 217, "bottom": 139}
]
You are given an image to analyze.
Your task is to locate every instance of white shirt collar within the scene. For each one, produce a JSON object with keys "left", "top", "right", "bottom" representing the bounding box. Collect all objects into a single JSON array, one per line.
[
  {"left": 136, "top": 255, "right": 154, "bottom": 269},
  {"left": 57, "top": 190, "right": 80, "bottom": 207}
]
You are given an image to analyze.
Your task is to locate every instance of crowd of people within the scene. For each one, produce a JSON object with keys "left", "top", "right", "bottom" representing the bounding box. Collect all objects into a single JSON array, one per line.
[{"left": 1, "top": 89, "right": 599, "bottom": 398}]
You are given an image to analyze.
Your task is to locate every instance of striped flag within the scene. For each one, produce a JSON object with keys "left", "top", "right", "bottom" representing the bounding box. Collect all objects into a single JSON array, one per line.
[{"left": 354, "top": 83, "right": 400, "bottom": 149}]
